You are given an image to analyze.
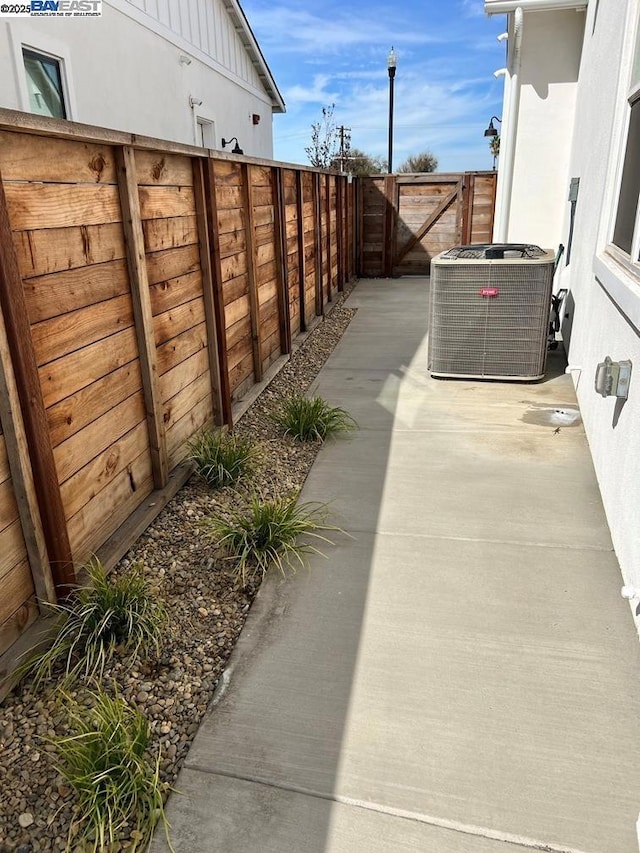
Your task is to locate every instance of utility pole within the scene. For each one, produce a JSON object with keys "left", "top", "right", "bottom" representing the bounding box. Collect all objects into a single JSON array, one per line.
[{"left": 338, "top": 125, "right": 351, "bottom": 172}]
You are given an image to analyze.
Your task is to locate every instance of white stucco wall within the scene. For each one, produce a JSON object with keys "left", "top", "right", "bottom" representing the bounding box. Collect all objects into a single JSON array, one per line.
[
  {"left": 559, "top": 0, "right": 640, "bottom": 628},
  {"left": 499, "top": 8, "right": 585, "bottom": 249},
  {"left": 0, "top": 0, "right": 277, "bottom": 157}
]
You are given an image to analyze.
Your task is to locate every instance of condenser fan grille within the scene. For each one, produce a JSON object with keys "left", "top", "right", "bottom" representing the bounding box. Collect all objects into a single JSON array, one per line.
[{"left": 428, "top": 249, "right": 556, "bottom": 380}]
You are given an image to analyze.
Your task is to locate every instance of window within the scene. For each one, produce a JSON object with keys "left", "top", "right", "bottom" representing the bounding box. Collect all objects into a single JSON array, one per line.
[
  {"left": 22, "top": 48, "right": 67, "bottom": 119},
  {"left": 196, "top": 118, "right": 215, "bottom": 148},
  {"left": 613, "top": 99, "right": 640, "bottom": 256}
]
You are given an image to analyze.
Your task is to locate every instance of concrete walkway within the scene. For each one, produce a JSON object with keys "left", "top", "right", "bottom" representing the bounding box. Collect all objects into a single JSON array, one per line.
[{"left": 152, "top": 278, "right": 640, "bottom": 853}]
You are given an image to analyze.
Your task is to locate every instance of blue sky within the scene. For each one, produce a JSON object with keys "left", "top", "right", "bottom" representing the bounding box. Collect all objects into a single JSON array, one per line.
[{"left": 243, "top": 0, "right": 507, "bottom": 172}]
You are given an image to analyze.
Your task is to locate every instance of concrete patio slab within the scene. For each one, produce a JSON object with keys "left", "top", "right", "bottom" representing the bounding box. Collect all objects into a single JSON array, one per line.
[
  {"left": 175, "top": 533, "right": 639, "bottom": 853},
  {"left": 152, "top": 770, "right": 529, "bottom": 853},
  {"left": 152, "top": 278, "right": 640, "bottom": 853},
  {"left": 301, "top": 427, "right": 612, "bottom": 549}
]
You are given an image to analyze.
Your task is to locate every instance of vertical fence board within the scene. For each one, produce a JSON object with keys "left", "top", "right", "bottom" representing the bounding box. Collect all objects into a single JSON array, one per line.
[{"left": 116, "top": 146, "right": 169, "bottom": 488}]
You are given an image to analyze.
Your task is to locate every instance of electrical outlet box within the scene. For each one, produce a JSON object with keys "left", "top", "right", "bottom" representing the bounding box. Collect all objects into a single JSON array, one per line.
[
  {"left": 595, "top": 357, "right": 632, "bottom": 399},
  {"left": 568, "top": 177, "right": 580, "bottom": 203}
]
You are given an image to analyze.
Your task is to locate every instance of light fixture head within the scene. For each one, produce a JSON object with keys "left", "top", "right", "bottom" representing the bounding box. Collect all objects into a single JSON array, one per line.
[
  {"left": 189, "top": 95, "right": 203, "bottom": 108},
  {"left": 484, "top": 116, "right": 501, "bottom": 137},
  {"left": 179, "top": 54, "right": 192, "bottom": 66},
  {"left": 222, "top": 136, "right": 244, "bottom": 155},
  {"left": 387, "top": 46, "right": 397, "bottom": 70}
]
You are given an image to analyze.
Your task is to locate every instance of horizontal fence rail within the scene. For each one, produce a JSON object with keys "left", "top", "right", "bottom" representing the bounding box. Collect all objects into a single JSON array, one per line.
[{"left": 0, "top": 111, "right": 356, "bottom": 673}]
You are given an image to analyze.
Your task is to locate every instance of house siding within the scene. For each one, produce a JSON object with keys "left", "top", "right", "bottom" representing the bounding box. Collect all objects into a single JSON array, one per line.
[
  {"left": 560, "top": 0, "right": 640, "bottom": 631},
  {"left": 0, "top": 0, "right": 278, "bottom": 157},
  {"left": 493, "top": 0, "right": 640, "bottom": 633}
]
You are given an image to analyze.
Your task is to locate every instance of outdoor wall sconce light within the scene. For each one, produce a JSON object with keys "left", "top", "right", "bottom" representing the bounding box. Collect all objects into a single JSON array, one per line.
[
  {"left": 222, "top": 137, "right": 244, "bottom": 155},
  {"left": 179, "top": 54, "right": 192, "bottom": 66},
  {"left": 484, "top": 116, "right": 502, "bottom": 137},
  {"left": 252, "top": 113, "right": 260, "bottom": 125},
  {"left": 188, "top": 96, "right": 202, "bottom": 108}
]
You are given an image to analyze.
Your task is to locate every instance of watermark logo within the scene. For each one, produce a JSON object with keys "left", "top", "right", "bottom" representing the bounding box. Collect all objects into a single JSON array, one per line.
[{"left": 0, "top": 1, "right": 102, "bottom": 16}]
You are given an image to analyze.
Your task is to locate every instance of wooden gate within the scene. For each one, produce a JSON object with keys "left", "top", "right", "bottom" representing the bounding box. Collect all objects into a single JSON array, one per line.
[{"left": 358, "top": 171, "right": 497, "bottom": 277}]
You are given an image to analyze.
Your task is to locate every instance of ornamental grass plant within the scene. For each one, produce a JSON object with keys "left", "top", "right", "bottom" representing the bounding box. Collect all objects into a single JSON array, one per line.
[
  {"left": 20, "top": 559, "right": 167, "bottom": 690},
  {"left": 50, "top": 689, "right": 172, "bottom": 852},
  {"left": 187, "top": 427, "right": 260, "bottom": 488},
  {"left": 200, "top": 494, "right": 338, "bottom": 587},
  {"left": 271, "top": 394, "right": 357, "bottom": 443}
]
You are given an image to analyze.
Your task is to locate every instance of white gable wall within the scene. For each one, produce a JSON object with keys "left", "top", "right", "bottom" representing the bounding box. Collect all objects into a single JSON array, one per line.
[
  {"left": 505, "top": 9, "right": 584, "bottom": 249},
  {"left": 489, "top": 0, "right": 640, "bottom": 631},
  {"left": 0, "top": 0, "right": 279, "bottom": 156}
]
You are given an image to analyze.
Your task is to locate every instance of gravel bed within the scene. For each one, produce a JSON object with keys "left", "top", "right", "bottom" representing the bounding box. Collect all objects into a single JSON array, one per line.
[{"left": 0, "top": 289, "right": 357, "bottom": 852}]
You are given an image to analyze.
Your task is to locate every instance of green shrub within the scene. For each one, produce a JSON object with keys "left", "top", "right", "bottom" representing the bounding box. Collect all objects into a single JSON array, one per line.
[
  {"left": 50, "top": 689, "right": 172, "bottom": 852},
  {"left": 21, "top": 559, "right": 167, "bottom": 689},
  {"left": 187, "top": 427, "right": 259, "bottom": 488},
  {"left": 271, "top": 395, "right": 357, "bottom": 442},
  {"left": 201, "top": 494, "right": 337, "bottom": 586}
]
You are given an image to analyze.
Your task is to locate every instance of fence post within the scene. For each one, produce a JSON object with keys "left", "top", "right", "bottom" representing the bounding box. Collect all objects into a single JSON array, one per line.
[
  {"left": 240, "top": 163, "right": 263, "bottom": 382},
  {"left": 313, "top": 172, "right": 324, "bottom": 317},
  {"left": 383, "top": 174, "right": 397, "bottom": 277},
  {"left": 295, "top": 171, "right": 307, "bottom": 332},
  {"left": 202, "top": 159, "right": 233, "bottom": 427},
  {"left": 192, "top": 157, "right": 225, "bottom": 427},
  {"left": 336, "top": 176, "right": 344, "bottom": 292},
  {"left": 357, "top": 178, "right": 364, "bottom": 277},
  {"left": 0, "top": 169, "right": 75, "bottom": 593},
  {"left": 325, "top": 174, "right": 333, "bottom": 302},
  {"left": 272, "top": 167, "right": 292, "bottom": 355},
  {"left": 461, "top": 173, "right": 473, "bottom": 246}
]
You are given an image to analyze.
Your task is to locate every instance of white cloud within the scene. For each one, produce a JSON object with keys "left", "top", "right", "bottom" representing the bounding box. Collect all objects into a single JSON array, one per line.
[
  {"left": 284, "top": 74, "right": 339, "bottom": 105},
  {"left": 246, "top": 5, "right": 447, "bottom": 55}
]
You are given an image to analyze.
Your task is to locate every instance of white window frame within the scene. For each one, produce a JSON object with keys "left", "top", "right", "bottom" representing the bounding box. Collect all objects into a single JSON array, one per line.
[
  {"left": 605, "top": 8, "right": 640, "bottom": 272},
  {"left": 193, "top": 112, "right": 217, "bottom": 149},
  {"left": 8, "top": 25, "right": 77, "bottom": 120},
  {"left": 592, "top": 3, "right": 640, "bottom": 334},
  {"left": 22, "top": 47, "right": 68, "bottom": 119}
]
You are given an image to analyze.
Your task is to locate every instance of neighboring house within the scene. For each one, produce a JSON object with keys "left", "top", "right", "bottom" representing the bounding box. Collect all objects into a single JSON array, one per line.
[
  {"left": 0, "top": 0, "right": 285, "bottom": 156},
  {"left": 485, "top": 0, "right": 640, "bottom": 632}
]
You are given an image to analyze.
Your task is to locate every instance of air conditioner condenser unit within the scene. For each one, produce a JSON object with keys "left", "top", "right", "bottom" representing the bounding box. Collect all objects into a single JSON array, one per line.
[{"left": 428, "top": 244, "right": 556, "bottom": 381}]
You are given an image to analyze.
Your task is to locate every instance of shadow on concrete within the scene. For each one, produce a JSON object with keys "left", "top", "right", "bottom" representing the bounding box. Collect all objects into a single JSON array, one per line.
[{"left": 153, "top": 278, "right": 640, "bottom": 853}]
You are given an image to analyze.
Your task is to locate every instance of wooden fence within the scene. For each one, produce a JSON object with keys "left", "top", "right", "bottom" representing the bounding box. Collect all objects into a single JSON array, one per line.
[
  {"left": 0, "top": 111, "right": 355, "bottom": 673},
  {"left": 358, "top": 171, "right": 497, "bottom": 276}
]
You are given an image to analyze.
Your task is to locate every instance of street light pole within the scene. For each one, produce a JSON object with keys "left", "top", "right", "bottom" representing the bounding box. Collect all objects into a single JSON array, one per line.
[{"left": 387, "top": 46, "right": 397, "bottom": 174}]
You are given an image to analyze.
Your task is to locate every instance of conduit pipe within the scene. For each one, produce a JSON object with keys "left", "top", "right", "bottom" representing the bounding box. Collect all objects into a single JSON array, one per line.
[{"left": 494, "top": 6, "right": 523, "bottom": 242}]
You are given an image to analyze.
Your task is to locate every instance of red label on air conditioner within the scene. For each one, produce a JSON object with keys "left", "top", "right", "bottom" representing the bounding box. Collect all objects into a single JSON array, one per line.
[{"left": 479, "top": 287, "right": 499, "bottom": 297}]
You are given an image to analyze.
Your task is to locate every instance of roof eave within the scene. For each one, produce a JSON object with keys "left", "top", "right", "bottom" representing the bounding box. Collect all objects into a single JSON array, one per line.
[
  {"left": 222, "top": 0, "right": 286, "bottom": 114},
  {"left": 485, "top": 0, "right": 587, "bottom": 13}
]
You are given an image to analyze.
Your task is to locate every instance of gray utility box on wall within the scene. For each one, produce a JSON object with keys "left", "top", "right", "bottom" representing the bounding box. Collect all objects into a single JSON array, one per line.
[{"left": 428, "top": 244, "right": 556, "bottom": 381}]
